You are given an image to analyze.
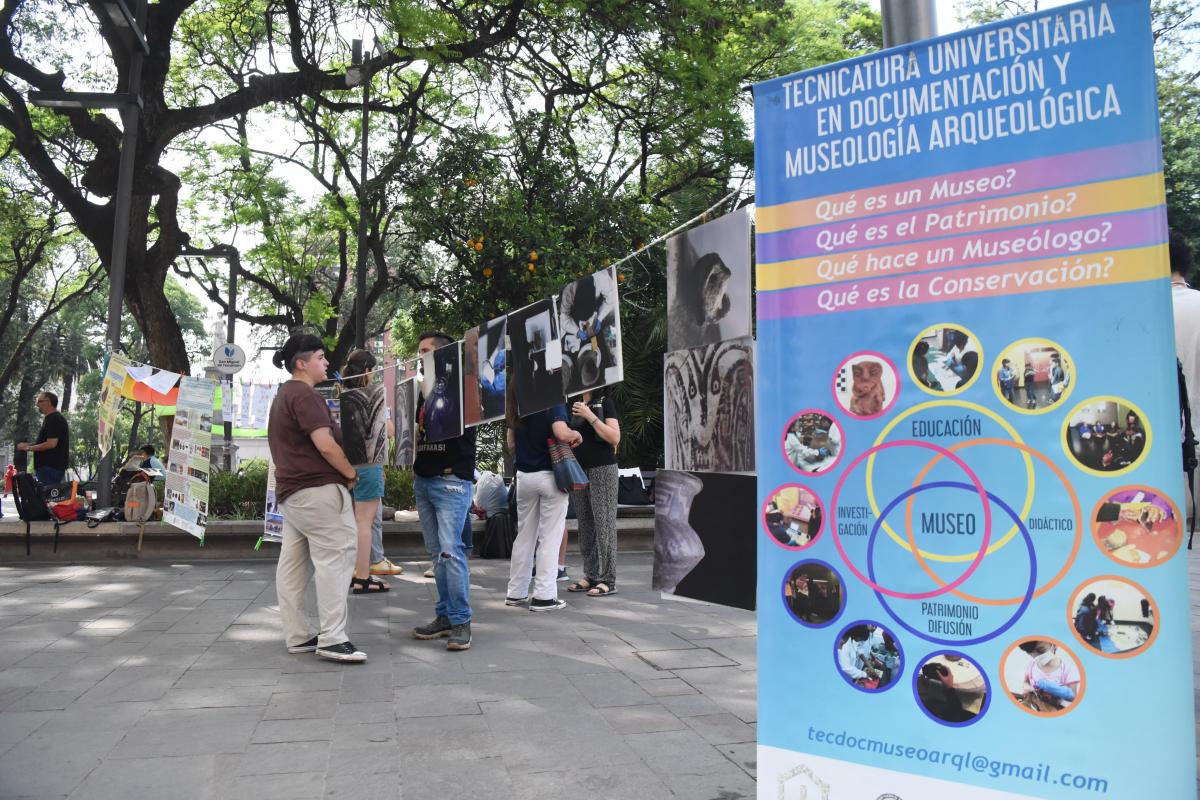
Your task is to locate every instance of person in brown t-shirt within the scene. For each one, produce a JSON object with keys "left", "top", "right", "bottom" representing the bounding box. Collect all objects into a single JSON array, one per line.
[{"left": 268, "top": 333, "right": 366, "bottom": 664}]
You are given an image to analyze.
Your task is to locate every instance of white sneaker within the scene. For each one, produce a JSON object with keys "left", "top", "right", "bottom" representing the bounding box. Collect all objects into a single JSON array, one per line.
[{"left": 423, "top": 566, "right": 435, "bottom": 578}]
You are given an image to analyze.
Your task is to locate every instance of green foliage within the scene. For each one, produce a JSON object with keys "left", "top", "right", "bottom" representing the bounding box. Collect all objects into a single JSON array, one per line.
[
  {"left": 383, "top": 466, "right": 415, "bottom": 510},
  {"left": 208, "top": 459, "right": 270, "bottom": 520}
]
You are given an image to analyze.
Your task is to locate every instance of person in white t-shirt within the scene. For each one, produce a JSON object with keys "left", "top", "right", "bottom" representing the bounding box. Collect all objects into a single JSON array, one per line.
[{"left": 1170, "top": 231, "right": 1199, "bottom": 522}]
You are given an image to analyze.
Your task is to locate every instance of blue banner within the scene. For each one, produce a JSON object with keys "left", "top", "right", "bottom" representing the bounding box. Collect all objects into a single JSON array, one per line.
[{"left": 753, "top": 2, "right": 1194, "bottom": 797}]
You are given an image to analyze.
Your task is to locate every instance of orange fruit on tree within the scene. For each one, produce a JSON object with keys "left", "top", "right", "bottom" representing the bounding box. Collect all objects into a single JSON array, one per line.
[
  {"left": 474, "top": 241, "right": 483, "bottom": 252},
  {"left": 617, "top": 273, "right": 625, "bottom": 283},
  {"left": 482, "top": 267, "right": 493, "bottom": 277},
  {"left": 529, "top": 250, "right": 538, "bottom": 261},
  {"left": 527, "top": 263, "right": 536, "bottom": 273}
]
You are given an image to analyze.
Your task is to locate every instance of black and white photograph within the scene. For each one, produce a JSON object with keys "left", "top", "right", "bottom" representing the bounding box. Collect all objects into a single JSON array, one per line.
[
  {"left": 419, "top": 341, "right": 464, "bottom": 443},
  {"left": 666, "top": 207, "right": 752, "bottom": 351},
  {"left": 559, "top": 266, "right": 622, "bottom": 396},
  {"left": 653, "top": 470, "right": 756, "bottom": 610},
  {"left": 509, "top": 298, "right": 566, "bottom": 417},
  {"left": 663, "top": 337, "right": 755, "bottom": 473},
  {"left": 463, "top": 315, "right": 507, "bottom": 426},
  {"left": 393, "top": 376, "right": 418, "bottom": 468}
]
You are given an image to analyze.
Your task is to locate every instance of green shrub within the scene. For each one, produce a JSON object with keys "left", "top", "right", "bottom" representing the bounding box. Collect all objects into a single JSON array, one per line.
[
  {"left": 209, "top": 459, "right": 269, "bottom": 519},
  {"left": 384, "top": 466, "right": 415, "bottom": 510}
]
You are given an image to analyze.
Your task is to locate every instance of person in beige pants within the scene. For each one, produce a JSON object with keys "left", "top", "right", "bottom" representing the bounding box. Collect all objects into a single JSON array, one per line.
[{"left": 268, "top": 333, "right": 367, "bottom": 663}]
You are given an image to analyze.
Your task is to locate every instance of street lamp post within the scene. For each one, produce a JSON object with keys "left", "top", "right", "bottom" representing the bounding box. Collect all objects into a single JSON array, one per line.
[
  {"left": 351, "top": 38, "right": 370, "bottom": 350},
  {"left": 30, "top": 0, "right": 148, "bottom": 507},
  {"left": 880, "top": 0, "right": 937, "bottom": 47}
]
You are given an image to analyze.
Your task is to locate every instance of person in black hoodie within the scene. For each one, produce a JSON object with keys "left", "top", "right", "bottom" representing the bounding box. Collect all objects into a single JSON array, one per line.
[{"left": 410, "top": 331, "right": 477, "bottom": 651}]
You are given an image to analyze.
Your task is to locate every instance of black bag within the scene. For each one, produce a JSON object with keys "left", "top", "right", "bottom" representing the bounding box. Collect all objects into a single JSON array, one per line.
[
  {"left": 617, "top": 475, "right": 652, "bottom": 506},
  {"left": 13, "top": 472, "right": 51, "bottom": 522},
  {"left": 476, "top": 512, "right": 516, "bottom": 559},
  {"left": 39, "top": 481, "right": 76, "bottom": 504}
]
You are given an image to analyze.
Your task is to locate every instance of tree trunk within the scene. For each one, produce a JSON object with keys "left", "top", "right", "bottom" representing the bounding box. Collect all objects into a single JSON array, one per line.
[{"left": 124, "top": 255, "right": 191, "bottom": 373}]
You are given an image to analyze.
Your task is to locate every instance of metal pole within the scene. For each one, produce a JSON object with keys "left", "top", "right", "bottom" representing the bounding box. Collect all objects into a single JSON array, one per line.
[
  {"left": 96, "top": 0, "right": 145, "bottom": 508},
  {"left": 354, "top": 42, "right": 370, "bottom": 350},
  {"left": 881, "top": 0, "right": 937, "bottom": 47},
  {"left": 224, "top": 254, "right": 237, "bottom": 471}
]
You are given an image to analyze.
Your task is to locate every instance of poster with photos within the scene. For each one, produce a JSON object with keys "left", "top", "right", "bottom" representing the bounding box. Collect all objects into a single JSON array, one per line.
[
  {"left": 463, "top": 316, "right": 507, "bottom": 426},
  {"left": 666, "top": 207, "right": 752, "bottom": 352},
  {"left": 262, "top": 457, "right": 283, "bottom": 544},
  {"left": 559, "top": 266, "right": 623, "bottom": 396},
  {"left": 663, "top": 337, "right": 755, "bottom": 474},
  {"left": 163, "top": 377, "right": 216, "bottom": 540},
  {"left": 394, "top": 376, "right": 418, "bottom": 468},
  {"left": 509, "top": 298, "right": 566, "bottom": 417}
]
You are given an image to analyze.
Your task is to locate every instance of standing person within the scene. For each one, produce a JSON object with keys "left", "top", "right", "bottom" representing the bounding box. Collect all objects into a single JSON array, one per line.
[
  {"left": 565, "top": 391, "right": 621, "bottom": 597},
  {"left": 997, "top": 359, "right": 1017, "bottom": 404},
  {"left": 505, "top": 388, "right": 582, "bottom": 611},
  {"left": 268, "top": 333, "right": 366, "bottom": 663},
  {"left": 1022, "top": 361, "right": 1037, "bottom": 408},
  {"left": 341, "top": 349, "right": 392, "bottom": 594},
  {"left": 1170, "top": 231, "right": 1200, "bottom": 523},
  {"left": 411, "top": 331, "right": 478, "bottom": 650},
  {"left": 17, "top": 392, "right": 70, "bottom": 484}
]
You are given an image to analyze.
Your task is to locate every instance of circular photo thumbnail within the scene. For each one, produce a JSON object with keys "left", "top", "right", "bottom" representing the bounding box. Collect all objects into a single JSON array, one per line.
[
  {"left": 1091, "top": 486, "right": 1181, "bottom": 567},
  {"left": 1063, "top": 397, "right": 1149, "bottom": 475},
  {"left": 783, "top": 560, "right": 845, "bottom": 628},
  {"left": 914, "top": 652, "right": 990, "bottom": 727},
  {"left": 833, "top": 352, "right": 899, "bottom": 419},
  {"left": 834, "top": 622, "right": 903, "bottom": 693},
  {"left": 1001, "top": 637, "right": 1084, "bottom": 717},
  {"left": 763, "top": 484, "right": 824, "bottom": 550},
  {"left": 992, "top": 338, "right": 1074, "bottom": 414},
  {"left": 783, "top": 411, "right": 843, "bottom": 475},
  {"left": 908, "top": 324, "right": 981, "bottom": 395},
  {"left": 1069, "top": 577, "right": 1158, "bottom": 658}
]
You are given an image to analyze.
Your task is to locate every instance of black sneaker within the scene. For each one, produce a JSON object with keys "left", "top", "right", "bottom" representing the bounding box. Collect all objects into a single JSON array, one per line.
[
  {"left": 504, "top": 596, "right": 528, "bottom": 607},
  {"left": 529, "top": 598, "right": 566, "bottom": 612},
  {"left": 316, "top": 641, "right": 367, "bottom": 663},
  {"left": 412, "top": 615, "right": 453, "bottom": 639},
  {"left": 446, "top": 622, "right": 472, "bottom": 651},
  {"left": 286, "top": 635, "right": 319, "bottom": 654}
]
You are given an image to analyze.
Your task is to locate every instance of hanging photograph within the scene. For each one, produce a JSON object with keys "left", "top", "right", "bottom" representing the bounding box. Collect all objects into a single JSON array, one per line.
[
  {"left": 663, "top": 337, "right": 755, "bottom": 474},
  {"left": 559, "top": 266, "right": 623, "bottom": 396},
  {"left": 394, "top": 376, "right": 418, "bottom": 468},
  {"left": 419, "top": 341, "right": 464, "bottom": 443},
  {"left": 463, "top": 315, "right": 507, "bottom": 426},
  {"left": 508, "top": 298, "right": 566, "bottom": 417},
  {"left": 666, "top": 207, "right": 752, "bottom": 352}
]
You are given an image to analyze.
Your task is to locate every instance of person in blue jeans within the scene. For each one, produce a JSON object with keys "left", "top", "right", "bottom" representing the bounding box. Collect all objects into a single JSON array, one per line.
[
  {"left": 18, "top": 392, "right": 70, "bottom": 485},
  {"left": 411, "top": 331, "right": 477, "bottom": 651}
]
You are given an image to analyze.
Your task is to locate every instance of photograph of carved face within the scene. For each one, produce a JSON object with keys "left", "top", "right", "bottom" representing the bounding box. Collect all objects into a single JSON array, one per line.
[
  {"left": 462, "top": 316, "right": 507, "bottom": 427},
  {"left": 393, "top": 376, "right": 417, "bottom": 468},
  {"left": 509, "top": 298, "right": 566, "bottom": 417},
  {"left": 666, "top": 208, "right": 752, "bottom": 351},
  {"left": 560, "top": 266, "right": 623, "bottom": 396},
  {"left": 419, "top": 341, "right": 463, "bottom": 443},
  {"left": 663, "top": 337, "right": 755, "bottom": 474}
]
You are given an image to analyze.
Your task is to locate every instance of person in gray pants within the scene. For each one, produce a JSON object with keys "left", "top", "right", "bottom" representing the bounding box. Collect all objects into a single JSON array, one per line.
[{"left": 565, "top": 391, "right": 621, "bottom": 597}]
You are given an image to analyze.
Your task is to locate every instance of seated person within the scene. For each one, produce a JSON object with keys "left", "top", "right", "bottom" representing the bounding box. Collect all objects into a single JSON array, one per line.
[{"left": 137, "top": 444, "right": 165, "bottom": 474}]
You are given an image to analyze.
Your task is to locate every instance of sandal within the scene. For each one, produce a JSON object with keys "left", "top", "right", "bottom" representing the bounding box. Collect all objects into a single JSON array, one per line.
[
  {"left": 350, "top": 576, "right": 389, "bottom": 594},
  {"left": 586, "top": 583, "right": 616, "bottom": 597},
  {"left": 567, "top": 579, "right": 594, "bottom": 593}
]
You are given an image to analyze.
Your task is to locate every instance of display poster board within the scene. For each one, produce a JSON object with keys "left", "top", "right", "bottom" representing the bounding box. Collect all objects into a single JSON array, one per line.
[
  {"left": 97, "top": 352, "right": 131, "bottom": 458},
  {"left": 753, "top": 2, "right": 1195, "bottom": 797},
  {"left": 163, "top": 377, "right": 216, "bottom": 540}
]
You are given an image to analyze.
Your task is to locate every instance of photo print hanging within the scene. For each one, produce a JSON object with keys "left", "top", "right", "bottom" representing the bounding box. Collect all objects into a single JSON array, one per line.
[
  {"left": 559, "top": 266, "right": 623, "bottom": 396},
  {"left": 463, "top": 315, "right": 507, "bottom": 426},
  {"left": 509, "top": 298, "right": 566, "bottom": 417},
  {"left": 666, "top": 207, "right": 752, "bottom": 352},
  {"left": 419, "top": 341, "right": 464, "bottom": 443},
  {"left": 663, "top": 337, "right": 756, "bottom": 473},
  {"left": 394, "top": 375, "right": 418, "bottom": 468}
]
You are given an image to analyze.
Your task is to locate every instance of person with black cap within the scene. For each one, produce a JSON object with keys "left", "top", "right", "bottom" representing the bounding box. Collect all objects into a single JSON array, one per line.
[{"left": 268, "top": 332, "right": 366, "bottom": 663}]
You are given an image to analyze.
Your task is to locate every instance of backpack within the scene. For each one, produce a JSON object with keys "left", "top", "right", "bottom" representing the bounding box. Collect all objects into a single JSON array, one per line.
[
  {"left": 476, "top": 511, "right": 516, "bottom": 559},
  {"left": 13, "top": 472, "right": 51, "bottom": 522},
  {"left": 123, "top": 481, "right": 157, "bottom": 524}
]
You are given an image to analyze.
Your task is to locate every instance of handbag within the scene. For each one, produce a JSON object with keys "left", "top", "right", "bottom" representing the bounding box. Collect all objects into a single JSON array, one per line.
[{"left": 547, "top": 439, "right": 589, "bottom": 493}]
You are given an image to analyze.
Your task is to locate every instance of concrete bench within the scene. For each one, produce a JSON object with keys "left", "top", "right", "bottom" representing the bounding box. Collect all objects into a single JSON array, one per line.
[{"left": 0, "top": 506, "right": 656, "bottom": 561}]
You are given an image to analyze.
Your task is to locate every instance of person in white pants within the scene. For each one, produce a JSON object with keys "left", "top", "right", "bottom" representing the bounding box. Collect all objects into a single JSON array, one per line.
[{"left": 505, "top": 402, "right": 582, "bottom": 610}]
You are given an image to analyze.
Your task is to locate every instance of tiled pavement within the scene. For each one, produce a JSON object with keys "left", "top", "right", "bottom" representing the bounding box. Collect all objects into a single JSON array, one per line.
[{"left": 0, "top": 552, "right": 756, "bottom": 799}]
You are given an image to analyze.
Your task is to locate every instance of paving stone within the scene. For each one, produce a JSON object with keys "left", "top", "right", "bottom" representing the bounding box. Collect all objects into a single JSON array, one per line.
[
  {"left": 598, "top": 703, "right": 689, "bottom": 734},
  {"left": 683, "top": 712, "right": 756, "bottom": 745},
  {"left": 108, "top": 707, "right": 261, "bottom": 758},
  {"left": 218, "top": 770, "right": 326, "bottom": 800},
  {"left": 263, "top": 690, "right": 340, "bottom": 720},
  {"left": 393, "top": 683, "right": 480, "bottom": 718},
  {"left": 508, "top": 761, "right": 671, "bottom": 798},
  {"left": 396, "top": 756, "right": 512, "bottom": 800},
  {"left": 235, "top": 740, "right": 331, "bottom": 776},
  {"left": 67, "top": 754, "right": 216, "bottom": 800},
  {"left": 567, "top": 672, "right": 657, "bottom": 708},
  {"left": 638, "top": 647, "right": 738, "bottom": 671},
  {"left": 252, "top": 717, "right": 334, "bottom": 744}
]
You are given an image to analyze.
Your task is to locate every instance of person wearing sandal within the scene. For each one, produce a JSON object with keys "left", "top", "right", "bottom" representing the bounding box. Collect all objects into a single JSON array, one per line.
[
  {"left": 505, "top": 386, "right": 583, "bottom": 611},
  {"left": 341, "top": 349, "right": 392, "bottom": 596},
  {"left": 411, "top": 331, "right": 478, "bottom": 651},
  {"left": 268, "top": 333, "right": 366, "bottom": 664},
  {"left": 566, "top": 391, "right": 621, "bottom": 598}
]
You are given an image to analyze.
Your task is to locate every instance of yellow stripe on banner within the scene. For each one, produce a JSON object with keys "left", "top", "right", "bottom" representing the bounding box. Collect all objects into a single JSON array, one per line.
[
  {"left": 756, "top": 171, "right": 1165, "bottom": 239},
  {"left": 757, "top": 175, "right": 1166, "bottom": 292}
]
